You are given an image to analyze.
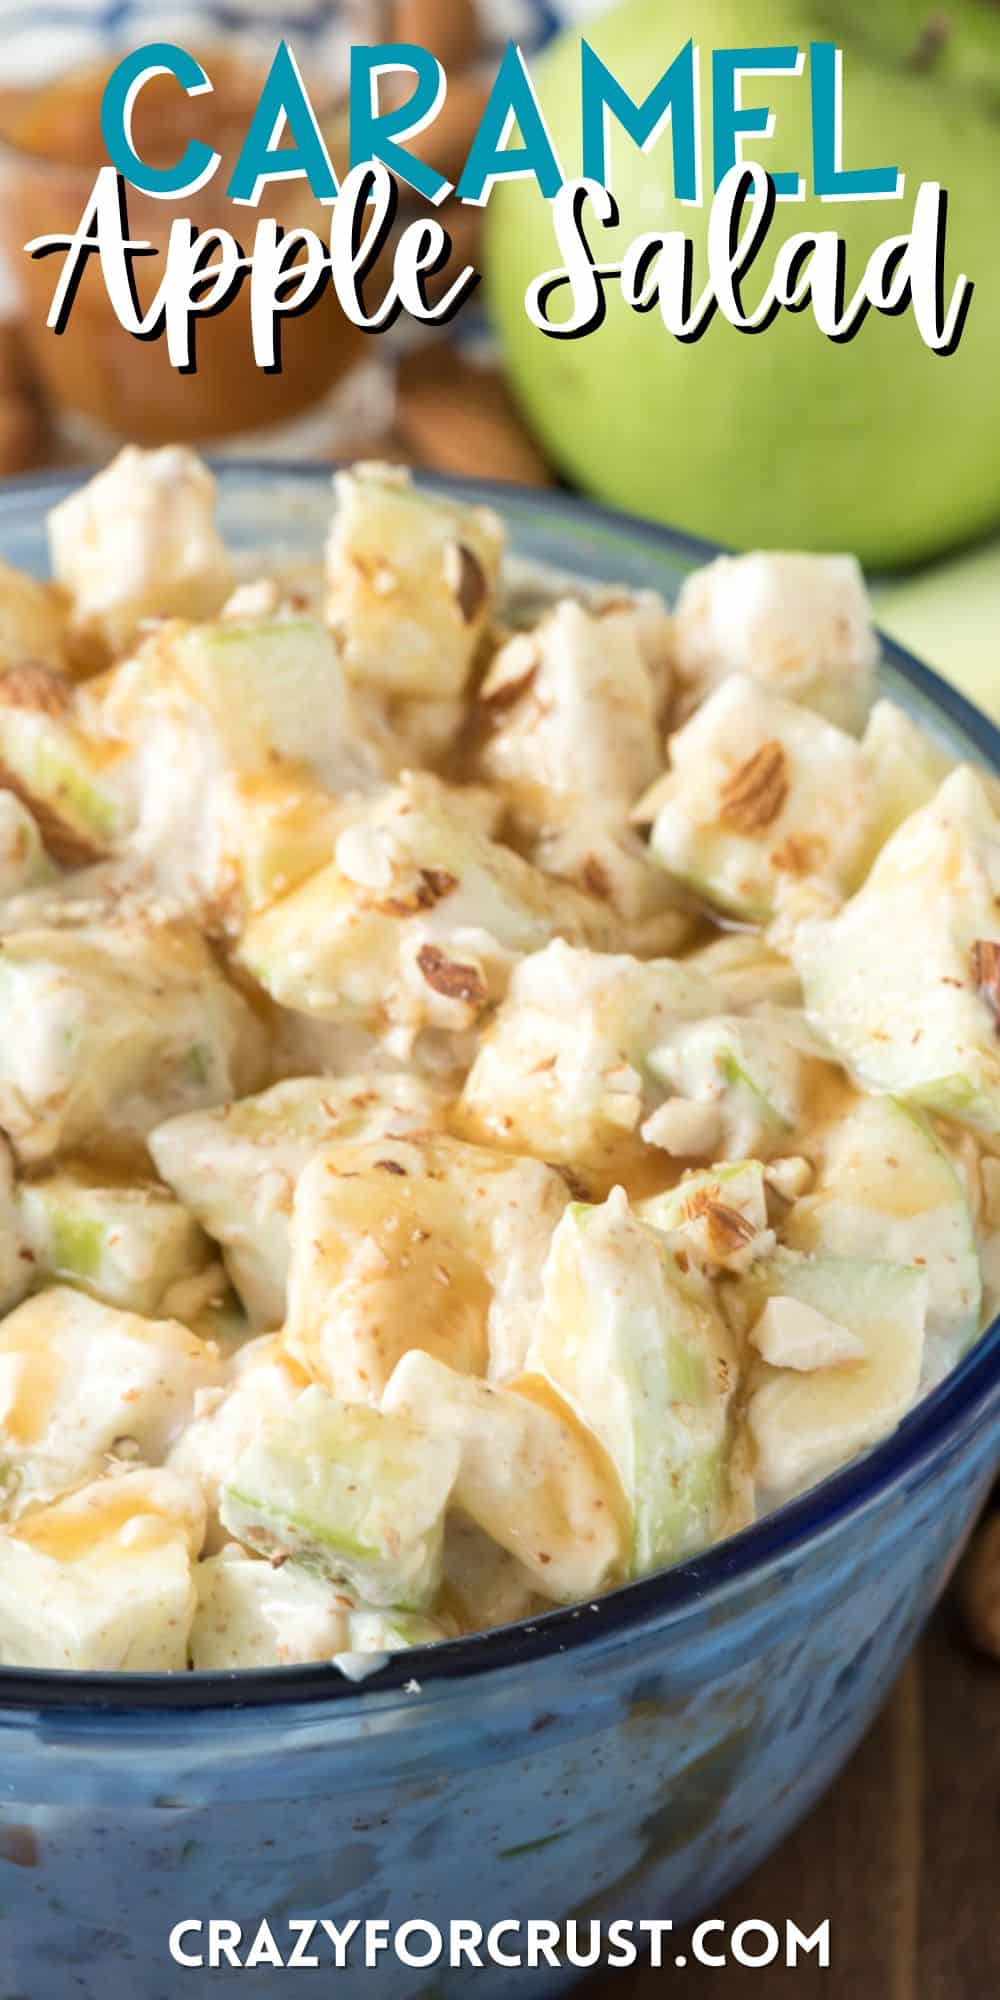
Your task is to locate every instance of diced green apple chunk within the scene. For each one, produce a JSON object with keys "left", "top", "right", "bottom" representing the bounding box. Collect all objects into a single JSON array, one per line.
[
  {"left": 782, "top": 1093, "right": 980, "bottom": 1386},
  {"left": 0, "top": 692, "right": 128, "bottom": 866},
  {"left": 215, "top": 769, "right": 345, "bottom": 918},
  {"left": 794, "top": 768, "right": 1000, "bottom": 1138},
  {"left": 150, "top": 1073, "right": 448, "bottom": 1330},
  {"left": 220, "top": 1385, "right": 458, "bottom": 1609},
  {"left": 285, "top": 1135, "right": 568, "bottom": 1395},
  {"left": 672, "top": 552, "right": 877, "bottom": 733},
  {"left": 683, "top": 932, "right": 802, "bottom": 1011},
  {"left": 238, "top": 772, "right": 614, "bottom": 1033},
  {"left": 474, "top": 593, "right": 686, "bottom": 951},
  {"left": 0, "top": 920, "right": 267, "bottom": 1163},
  {"left": 382, "top": 1350, "right": 625, "bottom": 1601},
  {"left": 325, "top": 463, "right": 504, "bottom": 698},
  {"left": 459, "top": 939, "right": 717, "bottom": 1178},
  {"left": 346, "top": 1607, "right": 450, "bottom": 1654},
  {"left": 0, "top": 1468, "right": 204, "bottom": 1670},
  {"left": 639, "top": 675, "right": 873, "bottom": 923},
  {"left": 441, "top": 1516, "right": 544, "bottom": 1633},
  {"left": 525, "top": 1192, "right": 743, "bottom": 1575},
  {"left": 0, "top": 557, "right": 67, "bottom": 674},
  {"left": 648, "top": 1014, "right": 803, "bottom": 1161},
  {"left": 19, "top": 1171, "right": 211, "bottom": 1316},
  {"left": 639, "top": 1161, "right": 773, "bottom": 1273},
  {"left": 476, "top": 597, "right": 663, "bottom": 851},
  {"left": 743, "top": 1251, "right": 927, "bottom": 1498},
  {"left": 48, "top": 445, "right": 233, "bottom": 657},
  {"left": 101, "top": 617, "right": 381, "bottom": 920},
  {"left": 108, "top": 616, "right": 375, "bottom": 798},
  {"left": 190, "top": 1545, "right": 351, "bottom": 1669},
  {"left": 0, "top": 1286, "right": 223, "bottom": 1513},
  {"left": 167, "top": 1335, "right": 308, "bottom": 1550},
  {"left": 166, "top": 619, "right": 353, "bottom": 779},
  {"left": 858, "top": 700, "right": 954, "bottom": 871}
]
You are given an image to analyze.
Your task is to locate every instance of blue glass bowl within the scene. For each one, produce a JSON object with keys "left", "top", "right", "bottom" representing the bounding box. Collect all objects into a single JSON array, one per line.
[{"left": 2, "top": 466, "right": 999, "bottom": 1999}]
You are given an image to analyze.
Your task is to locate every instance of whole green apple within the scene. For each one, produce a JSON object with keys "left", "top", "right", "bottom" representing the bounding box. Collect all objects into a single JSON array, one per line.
[{"left": 487, "top": 0, "right": 1000, "bottom": 566}]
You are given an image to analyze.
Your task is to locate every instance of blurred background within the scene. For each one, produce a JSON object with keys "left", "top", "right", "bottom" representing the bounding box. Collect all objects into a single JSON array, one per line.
[{"left": 0, "top": 0, "right": 994, "bottom": 720}]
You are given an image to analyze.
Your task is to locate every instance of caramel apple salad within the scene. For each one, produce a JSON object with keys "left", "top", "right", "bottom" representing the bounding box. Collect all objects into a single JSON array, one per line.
[{"left": 0, "top": 447, "right": 996, "bottom": 1674}]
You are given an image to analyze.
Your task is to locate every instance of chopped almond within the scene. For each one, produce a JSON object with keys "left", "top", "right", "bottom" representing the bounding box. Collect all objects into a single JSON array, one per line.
[
  {"left": 764, "top": 1156, "right": 815, "bottom": 1201},
  {"left": 640, "top": 1098, "right": 722, "bottom": 1158},
  {"left": 416, "top": 943, "right": 488, "bottom": 1006},
  {"left": 751, "top": 1295, "right": 865, "bottom": 1372}
]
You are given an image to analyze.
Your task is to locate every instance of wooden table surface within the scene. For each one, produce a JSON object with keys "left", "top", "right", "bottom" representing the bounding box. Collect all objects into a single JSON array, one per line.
[{"left": 588, "top": 1596, "right": 998, "bottom": 2000}]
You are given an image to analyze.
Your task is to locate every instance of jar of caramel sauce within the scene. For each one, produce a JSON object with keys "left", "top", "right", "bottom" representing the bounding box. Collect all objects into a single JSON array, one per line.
[{"left": 0, "top": 53, "right": 362, "bottom": 446}]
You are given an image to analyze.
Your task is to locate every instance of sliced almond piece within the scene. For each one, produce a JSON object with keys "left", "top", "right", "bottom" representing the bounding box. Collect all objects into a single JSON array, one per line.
[
  {"left": 396, "top": 346, "right": 552, "bottom": 487},
  {"left": 390, "top": 0, "right": 481, "bottom": 70},
  {"left": 719, "top": 740, "right": 789, "bottom": 833}
]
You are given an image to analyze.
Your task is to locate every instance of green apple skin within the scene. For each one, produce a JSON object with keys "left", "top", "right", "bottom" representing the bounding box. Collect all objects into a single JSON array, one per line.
[
  {"left": 487, "top": 0, "right": 1000, "bottom": 567},
  {"left": 876, "top": 540, "right": 1000, "bottom": 719}
]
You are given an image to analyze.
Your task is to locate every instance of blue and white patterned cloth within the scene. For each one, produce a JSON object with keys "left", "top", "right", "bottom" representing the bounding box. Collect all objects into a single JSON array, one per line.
[{"left": 0, "top": 1, "right": 606, "bottom": 84}]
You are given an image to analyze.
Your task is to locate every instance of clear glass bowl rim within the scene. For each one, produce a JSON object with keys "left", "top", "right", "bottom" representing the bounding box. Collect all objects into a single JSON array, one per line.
[{"left": 0, "top": 459, "right": 998, "bottom": 1714}]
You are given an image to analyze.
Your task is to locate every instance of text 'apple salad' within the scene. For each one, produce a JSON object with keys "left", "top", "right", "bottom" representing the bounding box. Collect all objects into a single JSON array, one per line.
[{"left": 0, "top": 446, "right": 995, "bottom": 1674}]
